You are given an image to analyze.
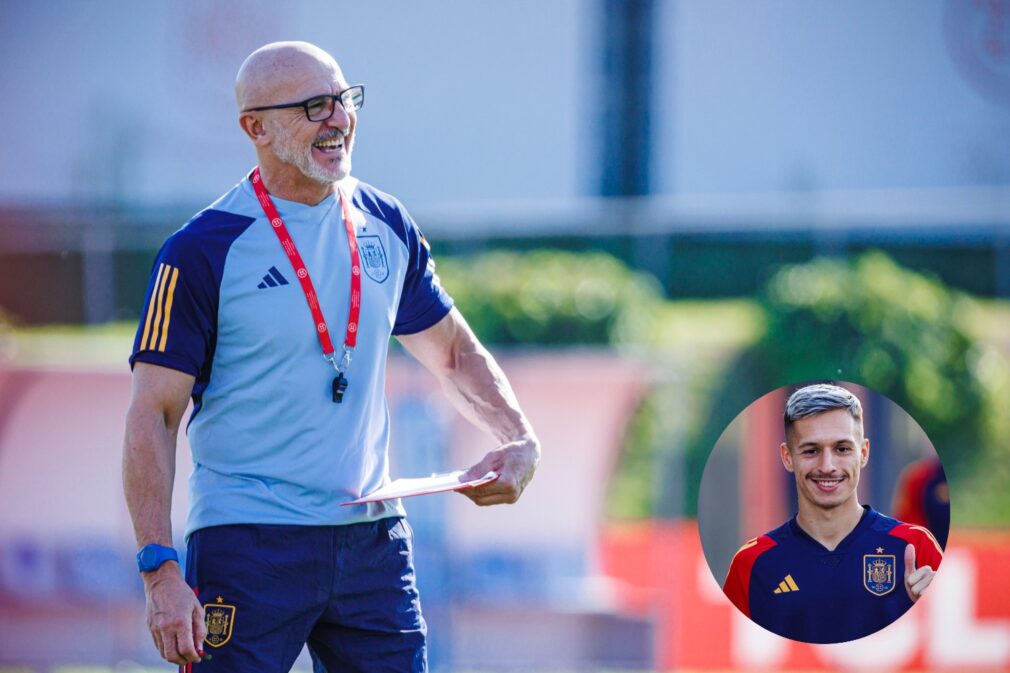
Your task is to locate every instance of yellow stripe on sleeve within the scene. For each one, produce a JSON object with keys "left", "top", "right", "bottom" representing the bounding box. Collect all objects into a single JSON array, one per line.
[
  {"left": 909, "top": 525, "right": 944, "bottom": 557},
  {"left": 785, "top": 574, "right": 799, "bottom": 591},
  {"left": 147, "top": 263, "right": 173, "bottom": 351},
  {"left": 158, "top": 266, "right": 180, "bottom": 352},
  {"left": 724, "top": 538, "right": 759, "bottom": 581},
  {"left": 140, "top": 263, "right": 167, "bottom": 351},
  {"left": 731, "top": 538, "right": 758, "bottom": 559}
]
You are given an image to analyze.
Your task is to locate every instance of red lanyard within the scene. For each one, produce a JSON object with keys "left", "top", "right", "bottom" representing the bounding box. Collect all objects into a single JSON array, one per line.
[{"left": 250, "top": 167, "right": 361, "bottom": 402}]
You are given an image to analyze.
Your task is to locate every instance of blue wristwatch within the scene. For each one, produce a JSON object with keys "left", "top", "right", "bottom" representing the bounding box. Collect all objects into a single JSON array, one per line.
[{"left": 136, "top": 544, "right": 179, "bottom": 573}]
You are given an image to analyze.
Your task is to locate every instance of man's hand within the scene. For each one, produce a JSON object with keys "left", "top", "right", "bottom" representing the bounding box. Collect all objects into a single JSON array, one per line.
[
  {"left": 904, "top": 543, "right": 934, "bottom": 602},
  {"left": 461, "top": 437, "right": 540, "bottom": 506},
  {"left": 144, "top": 563, "right": 206, "bottom": 665}
]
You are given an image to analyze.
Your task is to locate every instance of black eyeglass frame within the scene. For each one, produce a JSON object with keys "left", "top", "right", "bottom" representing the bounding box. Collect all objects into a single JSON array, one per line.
[{"left": 242, "top": 84, "right": 365, "bottom": 121}]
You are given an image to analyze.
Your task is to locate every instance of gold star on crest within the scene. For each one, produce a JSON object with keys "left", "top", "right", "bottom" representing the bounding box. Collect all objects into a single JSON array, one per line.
[
  {"left": 216, "top": 596, "right": 224, "bottom": 604},
  {"left": 876, "top": 547, "right": 884, "bottom": 553}
]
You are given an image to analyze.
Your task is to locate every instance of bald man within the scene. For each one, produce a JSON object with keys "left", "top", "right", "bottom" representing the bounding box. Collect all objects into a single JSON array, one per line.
[{"left": 123, "top": 41, "right": 540, "bottom": 671}]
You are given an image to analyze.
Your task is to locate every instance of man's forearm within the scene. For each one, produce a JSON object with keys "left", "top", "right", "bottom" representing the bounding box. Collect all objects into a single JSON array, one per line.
[
  {"left": 122, "top": 406, "right": 179, "bottom": 548},
  {"left": 398, "top": 309, "right": 540, "bottom": 504},
  {"left": 438, "top": 338, "right": 535, "bottom": 445}
]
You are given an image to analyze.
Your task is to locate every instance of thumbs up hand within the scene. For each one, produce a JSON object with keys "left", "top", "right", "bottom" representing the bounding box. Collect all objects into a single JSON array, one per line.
[{"left": 904, "top": 543, "right": 934, "bottom": 602}]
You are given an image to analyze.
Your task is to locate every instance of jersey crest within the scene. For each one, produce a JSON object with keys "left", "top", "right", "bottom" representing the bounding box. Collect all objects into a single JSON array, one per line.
[
  {"left": 358, "top": 235, "right": 389, "bottom": 283},
  {"left": 204, "top": 597, "right": 236, "bottom": 648},
  {"left": 863, "top": 553, "right": 896, "bottom": 596}
]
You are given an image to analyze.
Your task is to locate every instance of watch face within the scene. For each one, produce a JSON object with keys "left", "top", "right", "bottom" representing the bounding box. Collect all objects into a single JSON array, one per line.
[
  {"left": 140, "top": 548, "right": 158, "bottom": 566},
  {"left": 138, "top": 545, "right": 175, "bottom": 571}
]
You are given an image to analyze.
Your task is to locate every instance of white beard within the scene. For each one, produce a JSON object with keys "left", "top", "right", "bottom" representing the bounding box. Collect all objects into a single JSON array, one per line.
[{"left": 266, "top": 119, "right": 344, "bottom": 184}]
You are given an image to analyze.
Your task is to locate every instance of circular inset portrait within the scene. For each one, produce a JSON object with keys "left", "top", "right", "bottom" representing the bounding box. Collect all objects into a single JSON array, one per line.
[{"left": 698, "top": 381, "right": 948, "bottom": 644}]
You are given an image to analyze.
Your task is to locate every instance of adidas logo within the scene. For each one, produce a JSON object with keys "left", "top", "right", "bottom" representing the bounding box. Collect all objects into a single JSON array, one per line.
[
  {"left": 773, "top": 574, "right": 800, "bottom": 594},
  {"left": 257, "top": 266, "right": 290, "bottom": 290}
]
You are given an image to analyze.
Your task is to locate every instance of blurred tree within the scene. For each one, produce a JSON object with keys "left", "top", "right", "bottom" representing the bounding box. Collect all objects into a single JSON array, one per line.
[{"left": 436, "top": 250, "right": 665, "bottom": 347}]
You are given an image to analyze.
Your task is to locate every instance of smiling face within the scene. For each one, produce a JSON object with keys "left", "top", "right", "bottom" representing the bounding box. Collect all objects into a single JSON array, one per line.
[
  {"left": 780, "top": 408, "right": 869, "bottom": 513},
  {"left": 262, "top": 69, "right": 356, "bottom": 184},
  {"left": 236, "top": 42, "right": 357, "bottom": 196}
]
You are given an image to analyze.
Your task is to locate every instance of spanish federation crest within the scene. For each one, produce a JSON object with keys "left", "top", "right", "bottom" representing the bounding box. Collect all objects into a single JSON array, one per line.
[
  {"left": 358, "top": 235, "right": 389, "bottom": 283},
  {"left": 863, "top": 553, "right": 896, "bottom": 596},
  {"left": 204, "top": 598, "right": 236, "bottom": 648}
]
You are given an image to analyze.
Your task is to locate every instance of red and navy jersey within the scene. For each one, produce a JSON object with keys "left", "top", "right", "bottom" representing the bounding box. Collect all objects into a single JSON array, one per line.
[{"left": 723, "top": 506, "right": 943, "bottom": 643}]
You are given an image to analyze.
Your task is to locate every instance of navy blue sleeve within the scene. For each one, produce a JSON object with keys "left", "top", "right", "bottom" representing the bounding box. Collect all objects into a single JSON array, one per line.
[
  {"left": 130, "top": 209, "right": 255, "bottom": 377},
  {"left": 352, "top": 183, "right": 454, "bottom": 335},
  {"left": 392, "top": 207, "right": 454, "bottom": 335}
]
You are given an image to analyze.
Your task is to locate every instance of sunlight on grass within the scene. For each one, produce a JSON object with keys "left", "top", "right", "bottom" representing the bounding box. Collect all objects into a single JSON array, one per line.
[{"left": 4, "top": 322, "right": 135, "bottom": 369}]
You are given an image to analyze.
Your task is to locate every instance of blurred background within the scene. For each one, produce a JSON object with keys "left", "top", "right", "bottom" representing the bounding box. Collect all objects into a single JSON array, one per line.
[{"left": 1, "top": 0, "right": 1009, "bottom": 671}]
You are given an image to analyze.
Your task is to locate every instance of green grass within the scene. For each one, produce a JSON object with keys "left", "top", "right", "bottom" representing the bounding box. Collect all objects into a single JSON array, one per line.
[{"left": 3, "top": 322, "right": 135, "bottom": 368}]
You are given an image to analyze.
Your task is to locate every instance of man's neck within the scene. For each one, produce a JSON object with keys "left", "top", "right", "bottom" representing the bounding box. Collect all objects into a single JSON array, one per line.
[
  {"left": 795, "top": 498, "right": 865, "bottom": 551},
  {"left": 257, "top": 161, "right": 335, "bottom": 206}
]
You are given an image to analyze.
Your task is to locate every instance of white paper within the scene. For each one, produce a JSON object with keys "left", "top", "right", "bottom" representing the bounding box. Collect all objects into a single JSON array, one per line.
[{"left": 342, "top": 470, "right": 499, "bottom": 505}]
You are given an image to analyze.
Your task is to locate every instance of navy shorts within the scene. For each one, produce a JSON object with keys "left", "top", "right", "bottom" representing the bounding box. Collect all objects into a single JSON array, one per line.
[{"left": 182, "top": 517, "right": 426, "bottom": 672}]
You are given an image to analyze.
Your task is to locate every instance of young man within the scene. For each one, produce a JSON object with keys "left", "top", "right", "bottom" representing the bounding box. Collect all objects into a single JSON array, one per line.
[
  {"left": 723, "top": 383, "right": 942, "bottom": 643},
  {"left": 123, "top": 41, "right": 540, "bottom": 671}
]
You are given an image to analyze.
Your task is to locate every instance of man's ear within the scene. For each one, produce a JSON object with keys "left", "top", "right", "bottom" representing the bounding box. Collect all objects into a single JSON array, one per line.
[
  {"left": 239, "top": 114, "right": 270, "bottom": 146},
  {"left": 779, "top": 442, "right": 794, "bottom": 473},
  {"left": 861, "top": 438, "right": 870, "bottom": 468}
]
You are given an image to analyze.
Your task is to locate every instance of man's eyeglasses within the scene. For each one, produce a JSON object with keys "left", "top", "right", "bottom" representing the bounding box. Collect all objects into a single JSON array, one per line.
[{"left": 243, "top": 85, "right": 365, "bottom": 122}]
